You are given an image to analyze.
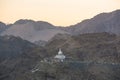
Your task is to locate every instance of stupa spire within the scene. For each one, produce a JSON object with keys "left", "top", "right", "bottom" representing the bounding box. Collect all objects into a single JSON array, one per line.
[{"left": 58, "top": 48, "right": 62, "bottom": 55}]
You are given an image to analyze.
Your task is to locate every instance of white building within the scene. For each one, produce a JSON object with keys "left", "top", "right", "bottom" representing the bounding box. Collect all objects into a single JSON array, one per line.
[{"left": 54, "top": 49, "right": 66, "bottom": 62}]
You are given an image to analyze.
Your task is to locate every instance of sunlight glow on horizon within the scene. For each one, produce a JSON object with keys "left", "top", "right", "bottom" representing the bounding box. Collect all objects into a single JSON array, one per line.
[{"left": 0, "top": 0, "right": 120, "bottom": 26}]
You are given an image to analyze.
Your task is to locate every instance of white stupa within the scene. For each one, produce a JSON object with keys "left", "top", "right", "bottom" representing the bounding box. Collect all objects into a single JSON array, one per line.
[{"left": 54, "top": 49, "right": 66, "bottom": 62}]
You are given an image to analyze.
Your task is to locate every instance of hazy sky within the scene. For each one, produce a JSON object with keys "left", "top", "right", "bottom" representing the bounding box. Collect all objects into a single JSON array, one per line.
[{"left": 0, "top": 0, "right": 120, "bottom": 26}]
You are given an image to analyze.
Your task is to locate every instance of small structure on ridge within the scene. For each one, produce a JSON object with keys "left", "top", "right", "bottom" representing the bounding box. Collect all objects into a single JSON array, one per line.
[{"left": 54, "top": 48, "right": 66, "bottom": 62}]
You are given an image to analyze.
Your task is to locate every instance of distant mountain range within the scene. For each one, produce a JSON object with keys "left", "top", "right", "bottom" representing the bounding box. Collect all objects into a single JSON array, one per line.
[
  {"left": 0, "top": 20, "right": 68, "bottom": 42},
  {"left": 0, "top": 9, "right": 120, "bottom": 43},
  {"left": 64, "top": 9, "right": 120, "bottom": 35}
]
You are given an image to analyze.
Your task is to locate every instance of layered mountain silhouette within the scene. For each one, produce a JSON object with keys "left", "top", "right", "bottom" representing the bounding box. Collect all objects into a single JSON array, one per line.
[
  {"left": 1, "top": 10, "right": 120, "bottom": 80},
  {"left": 1, "top": 19, "right": 68, "bottom": 42},
  {"left": 1, "top": 9, "right": 120, "bottom": 43},
  {"left": 1, "top": 9, "right": 120, "bottom": 80}
]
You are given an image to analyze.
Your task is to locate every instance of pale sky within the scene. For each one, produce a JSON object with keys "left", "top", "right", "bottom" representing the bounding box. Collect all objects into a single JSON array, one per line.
[{"left": 0, "top": 0, "right": 120, "bottom": 26}]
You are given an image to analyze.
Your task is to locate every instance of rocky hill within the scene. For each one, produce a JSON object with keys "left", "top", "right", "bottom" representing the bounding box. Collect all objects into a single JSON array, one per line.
[
  {"left": 46, "top": 32, "right": 120, "bottom": 63},
  {"left": 32, "top": 32, "right": 120, "bottom": 80},
  {"left": 0, "top": 35, "right": 48, "bottom": 80},
  {"left": 0, "top": 32, "right": 120, "bottom": 80}
]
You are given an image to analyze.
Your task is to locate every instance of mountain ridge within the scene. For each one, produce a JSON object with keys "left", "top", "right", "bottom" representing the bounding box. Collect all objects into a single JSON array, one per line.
[
  {"left": 0, "top": 9, "right": 120, "bottom": 42},
  {"left": 65, "top": 9, "right": 120, "bottom": 35},
  {"left": 1, "top": 19, "right": 68, "bottom": 42}
]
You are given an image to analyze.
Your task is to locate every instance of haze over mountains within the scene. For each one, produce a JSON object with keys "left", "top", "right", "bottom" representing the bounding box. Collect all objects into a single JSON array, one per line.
[
  {"left": 0, "top": 20, "right": 68, "bottom": 42},
  {"left": 0, "top": 9, "right": 120, "bottom": 80},
  {"left": 0, "top": 9, "right": 120, "bottom": 42}
]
